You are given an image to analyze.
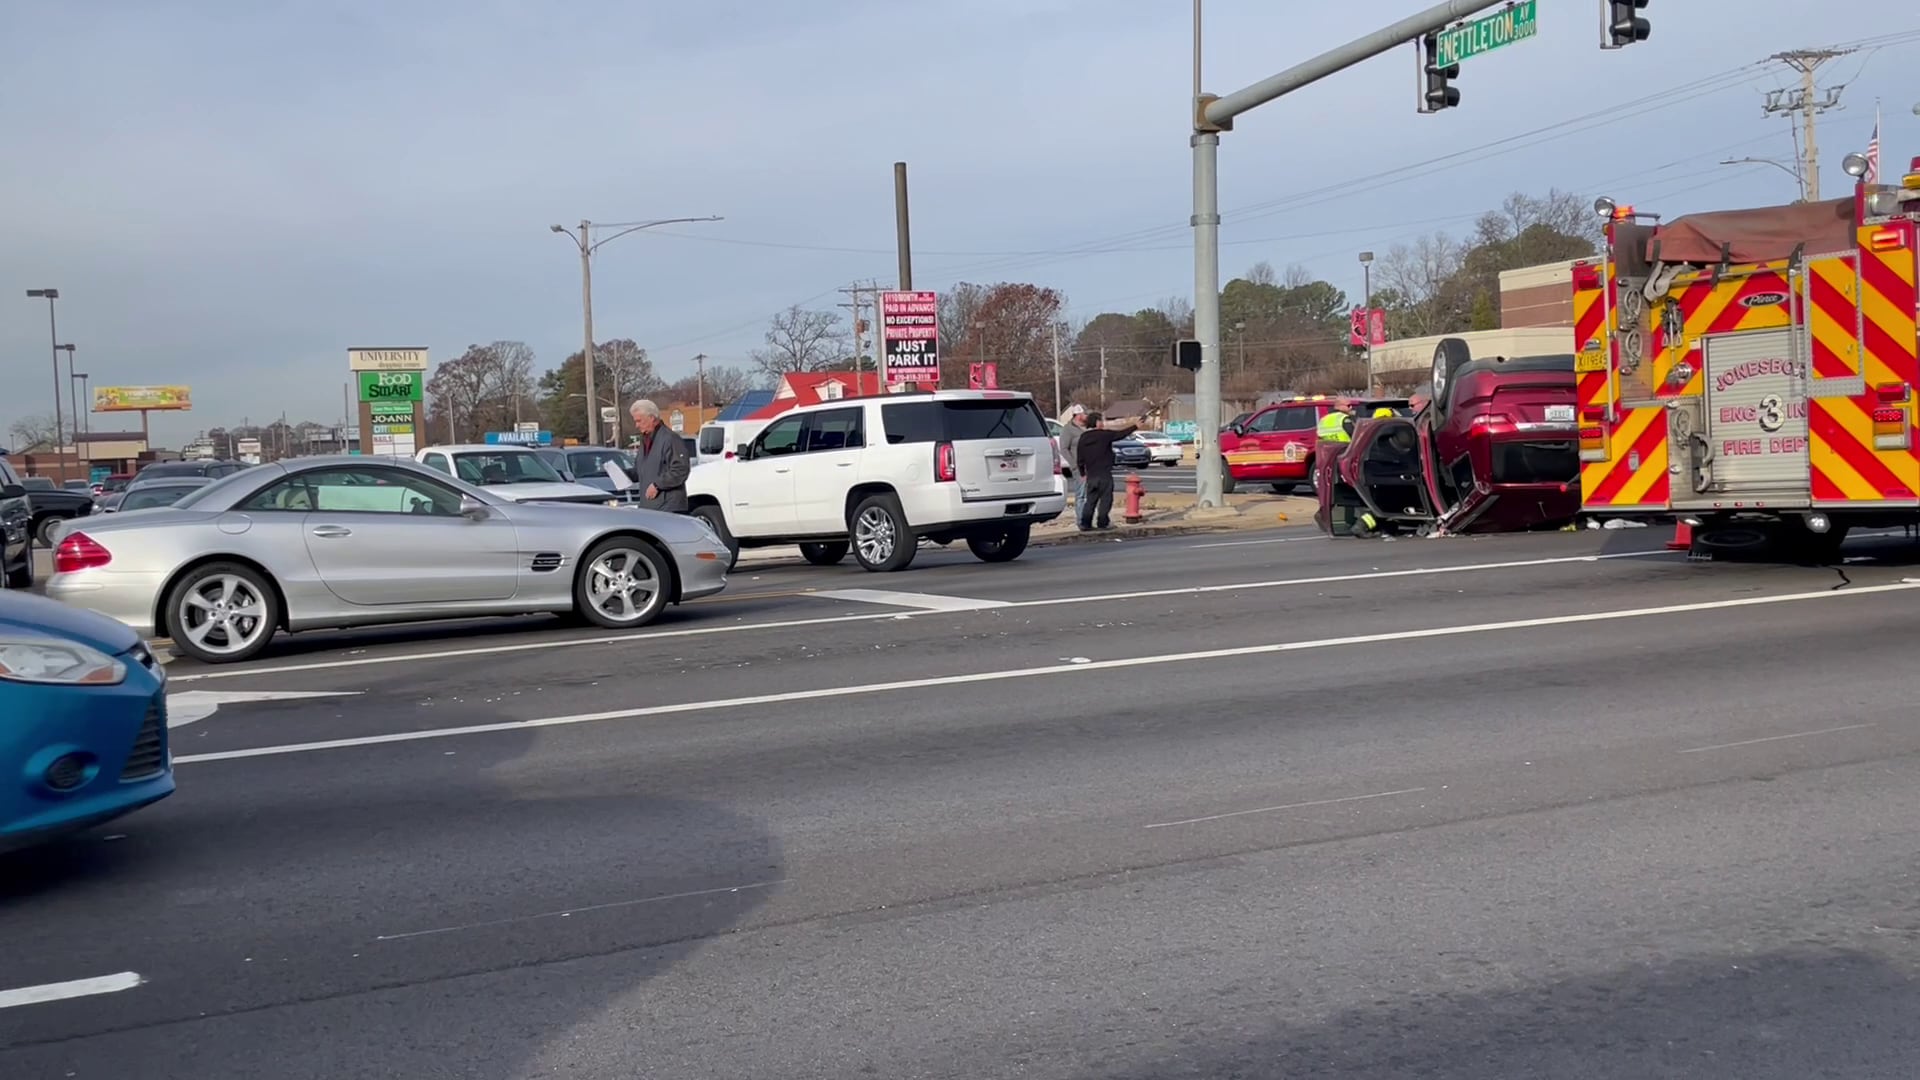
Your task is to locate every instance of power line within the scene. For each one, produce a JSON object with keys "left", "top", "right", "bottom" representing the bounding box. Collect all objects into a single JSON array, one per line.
[{"left": 1763, "top": 48, "right": 1856, "bottom": 200}]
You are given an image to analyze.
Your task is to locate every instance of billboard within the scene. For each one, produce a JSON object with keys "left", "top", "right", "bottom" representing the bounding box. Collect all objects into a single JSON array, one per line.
[
  {"left": 94, "top": 385, "right": 192, "bottom": 412},
  {"left": 347, "top": 347, "right": 429, "bottom": 372},
  {"left": 879, "top": 291, "right": 940, "bottom": 386}
]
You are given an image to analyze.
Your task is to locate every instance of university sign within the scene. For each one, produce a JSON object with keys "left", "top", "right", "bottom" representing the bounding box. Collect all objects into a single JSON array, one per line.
[
  {"left": 358, "top": 370, "right": 423, "bottom": 403},
  {"left": 347, "top": 347, "right": 430, "bottom": 372}
]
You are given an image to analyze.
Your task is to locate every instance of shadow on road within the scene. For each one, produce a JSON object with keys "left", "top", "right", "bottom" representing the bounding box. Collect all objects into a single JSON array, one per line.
[
  {"left": 1076, "top": 947, "right": 1920, "bottom": 1079},
  {"left": 0, "top": 718, "right": 782, "bottom": 1080}
]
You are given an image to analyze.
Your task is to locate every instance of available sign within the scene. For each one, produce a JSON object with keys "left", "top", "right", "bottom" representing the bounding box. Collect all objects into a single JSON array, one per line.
[
  {"left": 358, "top": 370, "right": 423, "bottom": 402},
  {"left": 94, "top": 385, "right": 192, "bottom": 412},
  {"left": 347, "top": 347, "right": 430, "bottom": 372},
  {"left": 880, "top": 290, "right": 940, "bottom": 386},
  {"left": 1433, "top": 1, "right": 1538, "bottom": 67},
  {"left": 485, "top": 430, "right": 554, "bottom": 446}
]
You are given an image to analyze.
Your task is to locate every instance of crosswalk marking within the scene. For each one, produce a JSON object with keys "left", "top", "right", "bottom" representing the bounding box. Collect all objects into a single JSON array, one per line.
[{"left": 811, "top": 588, "right": 1008, "bottom": 612}]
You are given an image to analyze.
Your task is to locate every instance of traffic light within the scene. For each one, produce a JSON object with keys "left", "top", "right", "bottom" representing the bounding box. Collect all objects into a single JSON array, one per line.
[
  {"left": 1605, "top": 1, "right": 1650, "bottom": 48},
  {"left": 1170, "top": 339, "right": 1201, "bottom": 372},
  {"left": 1421, "top": 33, "right": 1460, "bottom": 113}
]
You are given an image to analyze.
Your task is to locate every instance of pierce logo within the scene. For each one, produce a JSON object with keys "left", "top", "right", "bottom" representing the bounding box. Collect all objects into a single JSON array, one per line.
[{"left": 1739, "top": 291, "right": 1788, "bottom": 308}]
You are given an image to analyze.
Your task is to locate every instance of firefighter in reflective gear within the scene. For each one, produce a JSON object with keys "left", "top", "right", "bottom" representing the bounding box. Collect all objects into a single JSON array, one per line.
[{"left": 1317, "top": 403, "right": 1353, "bottom": 443}]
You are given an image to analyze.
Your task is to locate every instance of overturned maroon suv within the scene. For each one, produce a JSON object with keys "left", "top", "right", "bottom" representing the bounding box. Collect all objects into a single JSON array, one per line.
[{"left": 1315, "top": 339, "right": 1582, "bottom": 537}]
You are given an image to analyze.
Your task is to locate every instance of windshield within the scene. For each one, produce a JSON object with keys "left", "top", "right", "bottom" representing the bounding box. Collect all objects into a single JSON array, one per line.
[
  {"left": 567, "top": 449, "right": 631, "bottom": 477},
  {"left": 138, "top": 462, "right": 209, "bottom": 479},
  {"left": 453, "top": 450, "right": 564, "bottom": 485},
  {"left": 22, "top": 477, "right": 54, "bottom": 490},
  {"left": 120, "top": 484, "right": 202, "bottom": 511}
]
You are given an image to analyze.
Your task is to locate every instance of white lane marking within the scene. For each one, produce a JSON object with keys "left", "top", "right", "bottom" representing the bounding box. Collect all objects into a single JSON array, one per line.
[
  {"left": 166, "top": 690, "right": 363, "bottom": 728},
  {"left": 0, "top": 972, "right": 144, "bottom": 1010},
  {"left": 374, "top": 879, "right": 786, "bottom": 942},
  {"left": 1678, "top": 723, "right": 1877, "bottom": 755},
  {"left": 1143, "top": 787, "right": 1428, "bottom": 829},
  {"left": 168, "top": 549, "right": 1673, "bottom": 684},
  {"left": 172, "top": 581, "right": 1920, "bottom": 765},
  {"left": 811, "top": 588, "right": 1010, "bottom": 612},
  {"left": 1187, "top": 535, "right": 1326, "bottom": 549}
]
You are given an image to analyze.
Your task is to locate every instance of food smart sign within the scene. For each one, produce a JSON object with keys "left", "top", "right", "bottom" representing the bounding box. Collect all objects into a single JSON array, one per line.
[
  {"left": 880, "top": 291, "right": 940, "bottom": 386},
  {"left": 358, "top": 370, "right": 423, "bottom": 403}
]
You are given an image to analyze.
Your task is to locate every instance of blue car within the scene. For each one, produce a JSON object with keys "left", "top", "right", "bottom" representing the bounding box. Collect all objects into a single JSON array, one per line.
[{"left": 2, "top": 591, "right": 172, "bottom": 852}]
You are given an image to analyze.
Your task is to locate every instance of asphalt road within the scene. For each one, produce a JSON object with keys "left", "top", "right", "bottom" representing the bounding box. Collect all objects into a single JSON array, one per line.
[{"left": 7, "top": 524, "right": 1920, "bottom": 1078}]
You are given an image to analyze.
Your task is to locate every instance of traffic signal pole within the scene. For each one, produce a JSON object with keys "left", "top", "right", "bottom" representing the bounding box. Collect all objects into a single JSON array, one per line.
[{"left": 1189, "top": 0, "right": 1516, "bottom": 509}]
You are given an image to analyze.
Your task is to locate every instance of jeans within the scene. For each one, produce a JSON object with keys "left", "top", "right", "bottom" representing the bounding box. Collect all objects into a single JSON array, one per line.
[{"left": 1079, "top": 475, "right": 1114, "bottom": 529}]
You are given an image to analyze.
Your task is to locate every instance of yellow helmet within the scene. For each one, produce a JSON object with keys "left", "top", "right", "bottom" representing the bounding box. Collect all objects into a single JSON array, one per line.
[{"left": 1372, "top": 407, "right": 1394, "bottom": 419}]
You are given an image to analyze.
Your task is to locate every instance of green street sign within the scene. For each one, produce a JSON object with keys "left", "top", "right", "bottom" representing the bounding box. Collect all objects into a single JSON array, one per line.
[
  {"left": 358, "top": 369, "right": 423, "bottom": 403},
  {"left": 1434, "top": 1, "right": 1536, "bottom": 67}
]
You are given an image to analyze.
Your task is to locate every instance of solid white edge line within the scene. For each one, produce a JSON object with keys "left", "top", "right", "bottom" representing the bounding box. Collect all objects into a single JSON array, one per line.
[
  {"left": 1186, "top": 535, "right": 1327, "bottom": 549},
  {"left": 168, "top": 549, "right": 1677, "bottom": 684},
  {"left": 1677, "top": 723, "right": 1877, "bottom": 754},
  {"left": 0, "top": 971, "right": 144, "bottom": 1010},
  {"left": 171, "top": 580, "right": 1920, "bottom": 766},
  {"left": 1143, "top": 787, "right": 1428, "bottom": 829}
]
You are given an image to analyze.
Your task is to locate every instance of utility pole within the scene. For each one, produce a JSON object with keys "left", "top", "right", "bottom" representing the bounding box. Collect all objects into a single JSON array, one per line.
[
  {"left": 694, "top": 353, "right": 708, "bottom": 417},
  {"left": 893, "top": 163, "right": 914, "bottom": 290},
  {"left": 1099, "top": 345, "right": 1108, "bottom": 409},
  {"left": 1051, "top": 322, "right": 1063, "bottom": 417},
  {"left": 1764, "top": 49, "right": 1852, "bottom": 201},
  {"left": 840, "top": 281, "right": 877, "bottom": 382}
]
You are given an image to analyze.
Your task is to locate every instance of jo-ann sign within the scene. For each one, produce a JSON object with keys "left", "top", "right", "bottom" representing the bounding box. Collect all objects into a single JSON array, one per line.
[{"left": 347, "top": 347, "right": 430, "bottom": 372}]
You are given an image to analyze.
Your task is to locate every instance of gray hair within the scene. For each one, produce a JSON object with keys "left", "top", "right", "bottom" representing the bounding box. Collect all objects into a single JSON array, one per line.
[{"left": 629, "top": 398, "right": 661, "bottom": 418}]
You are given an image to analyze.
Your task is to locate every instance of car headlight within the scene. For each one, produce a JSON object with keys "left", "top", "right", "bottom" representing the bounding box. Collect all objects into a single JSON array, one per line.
[{"left": 0, "top": 638, "right": 128, "bottom": 685}]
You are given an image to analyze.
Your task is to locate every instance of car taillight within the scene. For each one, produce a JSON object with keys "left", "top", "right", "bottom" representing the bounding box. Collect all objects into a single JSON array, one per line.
[
  {"left": 1052, "top": 446, "right": 1063, "bottom": 475},
  {"left": 935, "top": 441, "right": 956, "bottom": 482},
  {"left": 55, "top": 532, "right": 112, "bottom": 573},
  {"left": 1470, "top": 413, "right": 1514, "bottom": 429}
]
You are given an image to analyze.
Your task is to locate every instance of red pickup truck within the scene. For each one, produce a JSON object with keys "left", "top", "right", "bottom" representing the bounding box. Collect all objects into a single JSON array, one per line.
[{"left": 1219, "top": 395, "right": 1411, "bottom": 494}]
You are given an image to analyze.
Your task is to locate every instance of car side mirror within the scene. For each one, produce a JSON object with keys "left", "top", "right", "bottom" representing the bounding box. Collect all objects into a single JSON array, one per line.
[
  {"left": 459, "top": 494, "right": 489, "bottom": 519},
  {"left": 1228, "top": 423, "right": 1245, "bottom": 437},
  {"left": 736, "top": 443, "right": 753, "bottom": 461},
  {"left": 0, "top": 483, "right": 23, "bottom": 499}
]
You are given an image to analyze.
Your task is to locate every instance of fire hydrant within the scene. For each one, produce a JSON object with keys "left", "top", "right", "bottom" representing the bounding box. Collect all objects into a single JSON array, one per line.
[{"left": 1123, "top": 471, "right": 1145, "bottom": 524}]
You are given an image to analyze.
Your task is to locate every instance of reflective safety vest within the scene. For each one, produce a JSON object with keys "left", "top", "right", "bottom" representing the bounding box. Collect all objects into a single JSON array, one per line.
[{"left": 1317, "top": 410, "right": 1350, "bottom": 443}]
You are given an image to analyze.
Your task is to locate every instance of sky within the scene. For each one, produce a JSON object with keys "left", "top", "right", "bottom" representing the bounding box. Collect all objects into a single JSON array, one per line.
[{"left": 3, "top": 1, "right": 1917, "bottom": 448}]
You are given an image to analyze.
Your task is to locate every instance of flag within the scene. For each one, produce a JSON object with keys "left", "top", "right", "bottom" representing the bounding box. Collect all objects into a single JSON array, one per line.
[{"left": 1865, "top": 109, "right": 1881, "bottom": 184}]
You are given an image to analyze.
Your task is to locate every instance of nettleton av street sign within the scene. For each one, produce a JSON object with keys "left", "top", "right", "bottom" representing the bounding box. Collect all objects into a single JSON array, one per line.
[{"left": 1434, "top": 1, "right": 1537, "bottom": 67}]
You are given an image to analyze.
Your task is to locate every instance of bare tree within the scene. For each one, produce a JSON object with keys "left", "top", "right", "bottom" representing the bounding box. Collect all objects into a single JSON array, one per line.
[
  {"left": 6, "top": 412, "right": 58, "bottom": 451},
  {"left": 490, "top": 340, "right": 538, "bottom": 423},
  {"left": 1245, "top": 260, "right": 1279, "bottom": 287},
  {"left": 703, "top": 364, "right": 756, "bottom": 404},
  {"left": 425, "top": 347, "right": 505, "bottom": 443},
  {"left": 1375, "top": 231, "right": 1468, "bottom": 338},
  {"left": 752, "top": 306, "right": 848, "bottom": 381}
]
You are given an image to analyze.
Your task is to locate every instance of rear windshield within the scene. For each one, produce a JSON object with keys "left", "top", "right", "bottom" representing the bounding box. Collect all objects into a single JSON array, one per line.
[
  {"left": 697, "top": 426, "right": 725, "bottom": 454},
  {"left": 140, "top": 461, "right": 211, "bottom": 479},
  {"left": 881, "top": 400, "right": 1048, "bottom": 444},
  {"left": 566, "top": 449, "right": 631, "bottom": 476}
]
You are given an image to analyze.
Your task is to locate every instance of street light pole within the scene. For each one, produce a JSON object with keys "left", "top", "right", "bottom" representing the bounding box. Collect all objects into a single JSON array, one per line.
[
  {"left": 1190, "top": 0, "right": 1513, "bottom": 508},
  {"left": 1358, "top": 251, "right": 1375, "bottom": 393},
  {"left": 25, "top": 289, "right": 64, "bottom": 482},
  {"left": 551, "top": 215, "right": 723, "bottom": 445}
]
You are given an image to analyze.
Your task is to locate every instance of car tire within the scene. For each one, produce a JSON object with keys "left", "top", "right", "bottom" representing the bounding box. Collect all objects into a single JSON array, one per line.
[
  {"left": 5, "top": 551, "right": 31, "bottom": 590},
  {"left": 574, "top": 536, "right": 674, "bottom": 629},
  {"left": 164, "top": 561, "right": 280, "bottom": 664},
  {"left": 849, "top": 494, "right": 917, "bottom": 572},
  {"left": 1431, "top": 337, "right": 1473, "bottom": 417},
  {"left": 1220, "top": 463, "right": 1237, "bottom": 495},
  {"left": 1162, "top": 461, "right": 1178, "bottom": 468},
  {"left": 33, "top": 515, "right": 63, "bottom": 548},
  {"left": 800, "top": 540, "right": 849, "bottom": 566},
  {"left": 693, "top": 505, "right": 738, "bottom": 570},
  {"left": 966, "top": 523, "right": 1031, "bottom": 563}
]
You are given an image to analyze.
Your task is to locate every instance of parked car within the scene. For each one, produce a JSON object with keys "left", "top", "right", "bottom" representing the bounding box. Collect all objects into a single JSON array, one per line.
[
  {"left": 695, "top": 420, "right": 767, "bottom": 467},
  {"left": 137, "top": 459, "right": 248, "bottom": 482},
  {"left": 97, "top": 473, "right": 134, "bottom": 497},
  {"left": 1220, "top": 395, "right": 1411, "bottom": 495},
  {"left": 45, "top": 456, "right": 731, "bottom": 663},
  {"left": 415, "top": 445, "right": 612, "bottom": 504},
  {"left": 21, "top": 476, "right": 95, "bottom": 547},
  {"left": 0, "top": 454, "right": 33, "bottom": 589},
  {"left": 104, "top": 476, "right": 213, "bottom": 513},
  {"left": 536, "top": 446, "right": 635, "bottom": 494},
  {"left": 1315, "top": 340, "right": 1581, "bottom": 537},
  {"left": 0, "top": 589, "right": 173, "bottom": 853},
  {"left": 1112, "top": 435, "right": 1152, "bottom": 470},
  {"left": 22, "top": 476, "right": 55, "bottom": 492},
  {"left": 688, "top": 390, "right": 1066, "bottom": 572},
  {"left": 62, "top": 479, "right": 92, "bottom": 492},
  {"left": 1131, "top": 431, "right": 1184, "bottom": 466}
]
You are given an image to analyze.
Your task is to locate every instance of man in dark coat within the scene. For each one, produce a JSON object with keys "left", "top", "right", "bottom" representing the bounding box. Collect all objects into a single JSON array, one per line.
[
  {"left": 627, "top": 399, "right": 691, "bottom": 513},
  {"left": 1073, "top": 412, "right": 1137, "bottom": 531}
]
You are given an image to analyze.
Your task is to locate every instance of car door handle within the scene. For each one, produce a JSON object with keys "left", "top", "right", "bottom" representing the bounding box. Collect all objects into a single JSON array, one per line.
[
  {"left": 774, "top": 467, "right": 791, "bottom": 474},
  {"left": 311, "top": 526, "right": 352, "bottom": 538},
  {"left": 835, "top": 462, "right": 853, "bottom": 468}
]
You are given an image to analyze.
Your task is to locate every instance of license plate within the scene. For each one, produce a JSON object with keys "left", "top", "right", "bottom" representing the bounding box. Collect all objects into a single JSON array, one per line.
[
  {"left": 1545, "top": 405, "right": 1575, "bottom": 423},
  {"left": 1574, "top": 349, "right": 1607, "bottom": 373},
  {"left": 996, "top": 458, "right": 1020, "bottom": 472}
]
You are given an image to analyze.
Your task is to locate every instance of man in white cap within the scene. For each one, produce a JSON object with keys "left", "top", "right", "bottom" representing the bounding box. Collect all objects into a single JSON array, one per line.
[{"left": 627, "top": 398, "right": 691, "bottom": 513}]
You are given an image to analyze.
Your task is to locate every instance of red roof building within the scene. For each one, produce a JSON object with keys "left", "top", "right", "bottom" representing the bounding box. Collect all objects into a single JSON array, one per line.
[{"left": 747, "top": 370, "right": 904, "bottom": 419}]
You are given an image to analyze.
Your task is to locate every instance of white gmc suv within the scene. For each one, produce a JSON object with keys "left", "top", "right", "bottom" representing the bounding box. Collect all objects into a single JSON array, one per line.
[{"left": 686, "top": 390, "right": 1067, "bottom": 571}]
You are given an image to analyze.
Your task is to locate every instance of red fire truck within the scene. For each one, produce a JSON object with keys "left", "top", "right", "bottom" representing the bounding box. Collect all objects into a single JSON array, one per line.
[{"left": 1575, "top": 149, "right": 1920, "bottom": 557}]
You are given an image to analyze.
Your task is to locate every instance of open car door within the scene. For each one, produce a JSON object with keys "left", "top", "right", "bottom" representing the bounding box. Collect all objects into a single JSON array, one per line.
[{"left": 1336, "top": 418, "right": 1441, "bottom": 533}]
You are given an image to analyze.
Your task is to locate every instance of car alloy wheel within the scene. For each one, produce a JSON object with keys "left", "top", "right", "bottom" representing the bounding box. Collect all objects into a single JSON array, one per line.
[
  {"left": 34, "top": 516, "right": 62, "bottom": 547},
  {"left": 855, "top": 506, "right": 897, "bottom": 563},
  {"left": 171, "top": 567, "right": 276, "bottom": 663},
  {"left": 850, "top": 494, "right": 916, "bottom": 572},
  {"left": 580, "top": 541, "right": 668, "bottom": 626}
]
